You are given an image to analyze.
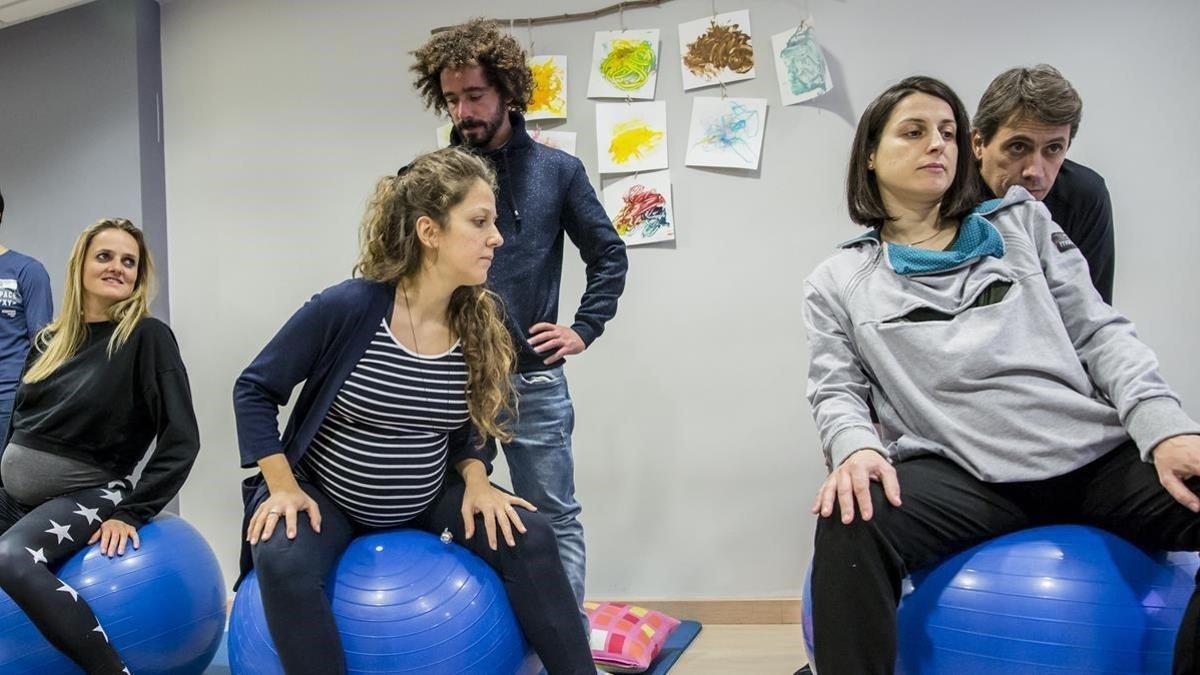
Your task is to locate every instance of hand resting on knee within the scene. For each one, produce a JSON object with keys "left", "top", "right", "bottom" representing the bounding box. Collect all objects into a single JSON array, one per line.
[
  {"left": 812, "top": 449, "right": 903, "bottom": 524},
  {"left": 1151, "top": 434, "right": 1200, "bottom": 512}
]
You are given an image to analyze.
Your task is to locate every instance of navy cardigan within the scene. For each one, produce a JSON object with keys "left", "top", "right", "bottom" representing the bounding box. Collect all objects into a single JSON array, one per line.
[{"left": 232, "top": 277, "right": 489, "bottom": 584}]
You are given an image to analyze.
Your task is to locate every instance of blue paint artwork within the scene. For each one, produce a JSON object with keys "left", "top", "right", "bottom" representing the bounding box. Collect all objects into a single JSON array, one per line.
[{"left": 695, "top": 101, "right": 761, "bottom": 162}]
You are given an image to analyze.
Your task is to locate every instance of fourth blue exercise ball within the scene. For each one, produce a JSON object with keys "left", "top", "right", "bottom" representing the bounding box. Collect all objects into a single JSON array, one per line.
[{"left": 803, "top": 525, "right": 1199, "bottom": 675}]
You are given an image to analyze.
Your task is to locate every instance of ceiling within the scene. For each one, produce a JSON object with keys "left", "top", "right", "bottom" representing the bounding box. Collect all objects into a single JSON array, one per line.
[{"left": 0, "top": 0, "right": 95, "bottom": 29}]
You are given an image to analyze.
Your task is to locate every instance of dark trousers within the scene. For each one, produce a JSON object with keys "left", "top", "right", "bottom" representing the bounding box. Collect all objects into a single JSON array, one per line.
[
  {"left": 249, "top": 476, "right": 594, "bottom": 675},
  {"left": 0, "top": 481, "right": 132, "bottom": 674},
  {"left": 812, "top": 442, "right": 1200, "bottom": 675}
]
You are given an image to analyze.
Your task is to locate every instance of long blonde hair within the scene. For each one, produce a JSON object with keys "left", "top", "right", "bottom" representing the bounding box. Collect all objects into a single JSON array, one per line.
[
  {"left": 355, "top": 147, "right": 515, "bottom": 444},
  {"left": 24, "top": 218, "right": 155, "bottom": 383}
]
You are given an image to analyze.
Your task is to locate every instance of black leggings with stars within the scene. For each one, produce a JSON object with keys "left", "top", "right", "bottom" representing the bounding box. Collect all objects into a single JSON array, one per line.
[{"left": 0, "top": 480, "right": 132, "bottom": 674}]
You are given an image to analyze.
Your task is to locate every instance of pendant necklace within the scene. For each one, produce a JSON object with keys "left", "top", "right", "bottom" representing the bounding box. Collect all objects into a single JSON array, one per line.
[{"left": 402, "top": 280, "right": 455, "bottom": 546}]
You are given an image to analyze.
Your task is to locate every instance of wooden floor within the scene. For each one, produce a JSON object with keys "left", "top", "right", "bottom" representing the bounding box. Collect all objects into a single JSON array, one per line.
[{"left": 668, "top": 624, "right": 808, "bottom": 674}]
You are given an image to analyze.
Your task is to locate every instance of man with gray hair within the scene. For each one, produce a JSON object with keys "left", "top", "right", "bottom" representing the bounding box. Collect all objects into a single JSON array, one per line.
[{"left": 972, "top": 64, "right": 1115, "bottom": 303}]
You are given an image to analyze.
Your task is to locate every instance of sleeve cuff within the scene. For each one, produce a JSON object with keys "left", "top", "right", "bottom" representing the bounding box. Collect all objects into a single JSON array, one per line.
[
  {"left": 827, "top": 425, "right": 888, "bottom": 470},
  {"left": 241, "top": 444, "right": 284, "bottom": 469},
  {"left": 1126, "top": 397, "right": 1200, "bottom": 462},
  {"left": 109, "top": 511, "right": 146, "bottom": 529},
  {"left": 450, "top": 451, "right": 493, "bottom": 476},
  {"left": 448, "top": 432, "right": 494, "bottom": 475},
  {"left": 571, "top": 322, "right": 598, "bottom": 347}
]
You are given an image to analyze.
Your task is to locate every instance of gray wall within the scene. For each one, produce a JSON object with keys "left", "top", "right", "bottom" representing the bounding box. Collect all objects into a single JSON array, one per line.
[
  {"left": 0, "top": 0, "right": 168, "bottom": 319},
  {"left": 158, "top": 0, "right": 1199, "bottom": 599}
]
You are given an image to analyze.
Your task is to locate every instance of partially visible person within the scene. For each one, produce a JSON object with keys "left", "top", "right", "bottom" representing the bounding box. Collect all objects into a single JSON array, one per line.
[
  {"left": 804, "top": 75, "right": 1200, "bottom": 674},
  {"left": 233, "top": 148, "right": 594, "bottom": 675},
  {"left": 972, "top": 64, "right": 1115, "bottom": 302},
  {"left": 0, "top": 218, "right": 201, "bottom": 673},
  {"left": 0, "top": 188, "right": 53, "bottom": 441}
]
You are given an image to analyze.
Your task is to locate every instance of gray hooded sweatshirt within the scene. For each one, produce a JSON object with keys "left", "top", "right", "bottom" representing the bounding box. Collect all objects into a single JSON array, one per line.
[{"left": 803, "top": 188, "right": 1199, "bottom": 481}]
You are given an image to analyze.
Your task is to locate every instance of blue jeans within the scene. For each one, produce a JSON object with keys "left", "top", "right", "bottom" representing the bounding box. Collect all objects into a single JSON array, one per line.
[{"left": 502, "top": 366, "right": 585, "bottom": 607}]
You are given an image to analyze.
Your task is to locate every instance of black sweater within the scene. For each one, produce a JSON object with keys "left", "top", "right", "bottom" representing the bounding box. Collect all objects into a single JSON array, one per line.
[
  {"left": 1043, "top": 159, "right": 1115, "bottom": 303},
  {"left": 9, "top": 318, "right": 200, "bottom": 527}
]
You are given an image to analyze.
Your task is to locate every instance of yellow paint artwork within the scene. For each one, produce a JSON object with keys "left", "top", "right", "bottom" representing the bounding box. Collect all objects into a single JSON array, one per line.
[
  {"left": 528, "top": 57, "right": 566, "bottom": 118},
  {"left": 608, "top": 119, "right": 664, "bottom": 164}
]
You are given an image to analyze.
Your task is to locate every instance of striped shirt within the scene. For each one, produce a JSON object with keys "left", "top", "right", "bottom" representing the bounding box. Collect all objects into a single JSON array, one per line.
[{"left": 299, "top": 319, "right": 469, "bottom": 527}]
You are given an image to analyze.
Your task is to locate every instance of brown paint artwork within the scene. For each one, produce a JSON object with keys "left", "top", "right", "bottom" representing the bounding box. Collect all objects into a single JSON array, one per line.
[{"left": 683, "top": 19, "right": 754, "bottom": 79}]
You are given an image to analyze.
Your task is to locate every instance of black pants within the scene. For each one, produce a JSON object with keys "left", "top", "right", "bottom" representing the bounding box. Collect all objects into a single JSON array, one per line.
[
  {"left": 0, "top": 481, "right": 132, "bottom": 674},
  {"left": 249, "top": 476, "right": 594, "bottom": 675},
  {"left": 812, "top": 442, "right": 1200, "bottom": 675}
]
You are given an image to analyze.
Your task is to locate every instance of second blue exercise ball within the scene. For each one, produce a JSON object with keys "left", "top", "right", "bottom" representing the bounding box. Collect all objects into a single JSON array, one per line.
[
  {"left": 228, "top": 529, "right": 542, "bottom": 674},
  {"left": 0, "top": 514, "right": 226, "bottom": 674}
]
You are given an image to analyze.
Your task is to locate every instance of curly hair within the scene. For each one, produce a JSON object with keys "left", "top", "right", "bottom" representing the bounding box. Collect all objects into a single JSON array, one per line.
[
  {"left": 411, "top": 17, "right": 532, "bottom": 115},
  {"left": 355, "top": 147, "right": 515, "bottom": 445}
]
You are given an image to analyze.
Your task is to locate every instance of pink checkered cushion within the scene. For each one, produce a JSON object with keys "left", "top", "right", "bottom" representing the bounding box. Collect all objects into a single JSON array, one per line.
[{"left": 584, "top": 601, "right": 681, "bottom": 673}]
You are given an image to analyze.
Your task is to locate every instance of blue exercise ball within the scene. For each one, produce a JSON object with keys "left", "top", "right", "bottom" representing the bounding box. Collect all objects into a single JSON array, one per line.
[
  {"left": 0, "top": 513, "right": 226, "bottom": 674},
  {"left": 228, "top": 529, "right": 542, "bottom": 674},
  {"left": 803, "top": 525, "right": 1199, "bottom": 674}
]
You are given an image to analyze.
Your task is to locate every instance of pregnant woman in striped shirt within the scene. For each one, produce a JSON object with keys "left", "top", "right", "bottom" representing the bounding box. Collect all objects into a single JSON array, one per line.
[{"left": 233, "top": 148, "right": 593, "bottom": 675}]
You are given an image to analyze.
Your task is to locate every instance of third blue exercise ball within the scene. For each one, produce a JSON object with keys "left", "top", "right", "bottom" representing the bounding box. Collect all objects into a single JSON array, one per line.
[
  {"left": 0, "top": 513, "right": 226, "bottom": 674},
  {"left": 228, "top": 529, "right": 542, "bottom": 674},
  {"left": 802, "top": 525, "right": 1199, "bottom": 674}
]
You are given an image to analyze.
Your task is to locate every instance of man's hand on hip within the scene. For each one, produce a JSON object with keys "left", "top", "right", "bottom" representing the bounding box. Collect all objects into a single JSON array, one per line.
[{"left": 528, "top": 323, "right": 585, "bottom": 365}]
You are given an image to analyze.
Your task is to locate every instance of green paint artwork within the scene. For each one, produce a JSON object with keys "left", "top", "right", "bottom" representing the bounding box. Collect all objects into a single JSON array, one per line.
[
  {"left": 781, "top": 25, "right": 827, "bottom": 96},
  {"left": 771, "top": 20, "right": 832, "bottom": 105},
  {"left": 588, "top": 29, "right": 660, "bottom": 99},
  {"left": 600, "top": 38, "right": 657, "bottom": 91}
]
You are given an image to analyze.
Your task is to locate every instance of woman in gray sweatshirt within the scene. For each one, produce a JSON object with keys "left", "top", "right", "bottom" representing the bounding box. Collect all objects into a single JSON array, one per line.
[{"left": 803, "top": 75, "right": 1200, "bottom": 675}]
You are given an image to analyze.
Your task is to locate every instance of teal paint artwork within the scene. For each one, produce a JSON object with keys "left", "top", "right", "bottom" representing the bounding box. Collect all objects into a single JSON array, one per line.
[{"left": 772, "top": 20, "right": 833, "bottom": 105}]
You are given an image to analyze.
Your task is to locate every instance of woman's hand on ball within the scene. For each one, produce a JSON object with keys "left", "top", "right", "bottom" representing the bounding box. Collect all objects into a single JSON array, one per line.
[{"left": 88, "top": 519, "right": 140, "bottom": 557}]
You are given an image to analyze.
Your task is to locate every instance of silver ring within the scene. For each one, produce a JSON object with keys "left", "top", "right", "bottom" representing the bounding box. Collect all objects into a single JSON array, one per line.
[{"left": 267, "top": 510, "right": 280, "bottom": 516}]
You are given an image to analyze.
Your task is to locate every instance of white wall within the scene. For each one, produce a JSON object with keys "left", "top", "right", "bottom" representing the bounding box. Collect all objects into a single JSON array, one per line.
[
  {"left": 0, "top": 0, "right": 168, "bottom": 318},
  {"left": 161, "top": 0, "right": 1200, "bottom": 598}
]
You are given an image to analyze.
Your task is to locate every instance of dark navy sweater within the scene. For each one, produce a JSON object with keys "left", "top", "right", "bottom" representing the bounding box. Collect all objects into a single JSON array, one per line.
[
  {"left": 232, "top": 278, "right": 483, "bottom": 473},
  {"left": 452, "top": 112, "right": 628, "bottom": 372}
]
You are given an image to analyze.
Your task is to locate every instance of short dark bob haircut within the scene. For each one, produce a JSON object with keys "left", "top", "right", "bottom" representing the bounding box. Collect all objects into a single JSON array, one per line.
[{"left": 846, "top": 75, "right": 983, "bottom": 229}]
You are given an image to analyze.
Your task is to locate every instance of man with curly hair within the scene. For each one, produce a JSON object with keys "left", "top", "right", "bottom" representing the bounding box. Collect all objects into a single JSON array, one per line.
[{"left": 412, "top": 19, "right": 628, "bottom": 620}]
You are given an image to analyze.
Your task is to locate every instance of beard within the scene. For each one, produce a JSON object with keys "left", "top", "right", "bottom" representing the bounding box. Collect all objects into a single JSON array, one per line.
[{"left": 455, "top": 107, "right": 507, "bottom": 149}]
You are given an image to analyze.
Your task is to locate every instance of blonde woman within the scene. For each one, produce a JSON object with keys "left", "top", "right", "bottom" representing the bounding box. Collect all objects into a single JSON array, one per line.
[
  {"left": 0, "top": 219, "right": 201, "bottom": 674},
  {"left": 233, "top": 147, "right": 593, "bottom": 675}
]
